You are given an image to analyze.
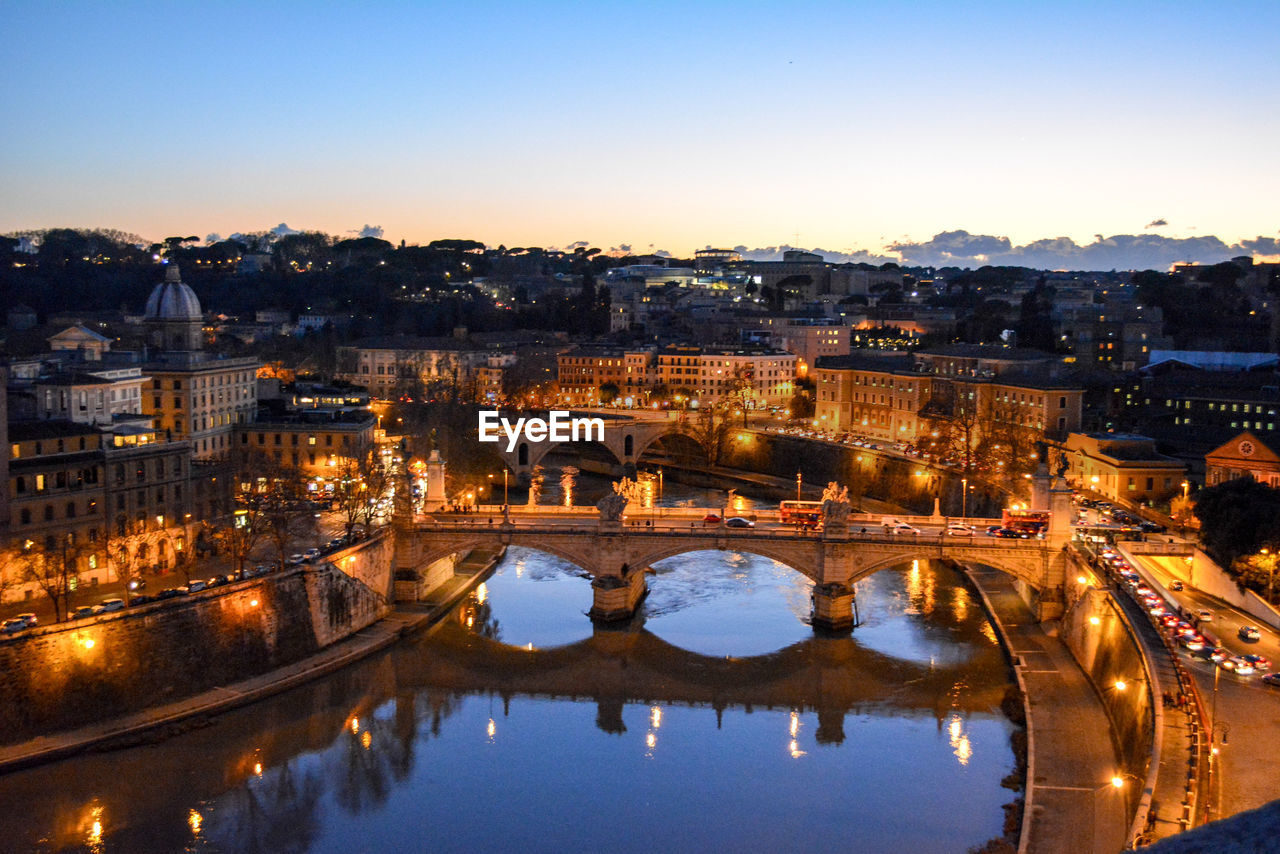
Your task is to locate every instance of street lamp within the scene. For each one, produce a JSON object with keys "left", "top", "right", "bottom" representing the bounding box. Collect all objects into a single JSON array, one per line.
[
  {"left": 961, "top": 476, "right": 968, "bottom": 519},
  {"left": 796, "top": 471, "right": 802, "bottom": 501}
]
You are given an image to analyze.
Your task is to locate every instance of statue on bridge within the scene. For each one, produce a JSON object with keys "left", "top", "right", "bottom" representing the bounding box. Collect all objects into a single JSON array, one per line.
[
  {"left": 597, "top": 482, "right": 631, "bottom": 522},
  {"left": 821, "top": 482, "right": 851, "bottom": 529}
]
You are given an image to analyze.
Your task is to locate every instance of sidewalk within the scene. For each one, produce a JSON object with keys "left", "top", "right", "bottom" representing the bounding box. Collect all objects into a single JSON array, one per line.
[
  {"left": 0, "top": 547, "right": 502, "bottom": 774},
  {"left": 966, "top": 566, "right": 1130, "bottom": 854}
]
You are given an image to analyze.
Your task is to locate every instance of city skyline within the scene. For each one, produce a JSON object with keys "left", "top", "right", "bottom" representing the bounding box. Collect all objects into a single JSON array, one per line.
[{"left": 3, "top": 1, "right": 1277, "bottom": 266}]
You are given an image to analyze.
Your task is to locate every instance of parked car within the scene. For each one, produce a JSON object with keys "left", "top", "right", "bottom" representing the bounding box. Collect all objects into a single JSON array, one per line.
[
  {"left": 1, "top": 619, "right": 29, "bottom": 635},
  {"left": 98, "top": 598, "right": 125, "bottom": 613},
  {"left": 287, "top": 554, "right": 306, "bottom": 565},
  {"left": 156, "top": 587, "right": 187, "bottom": 600},
  {"left": 130, "top": 594, "right": 154, "bottom": 606},
  {"left": 15, "top": 613, "right": 37, "bottom": 628},
  {"left": 303, "top": 548, "right": 322, "bottom": 562},
  {"left": 71, "top": 605, "right": 101, "bottom": 620},
  {"left": 725, "top": 517, "right": 755, "bottom": 528},
  {"left": 207, "top": 574, "right": 231, "bottom": 587},
  {"left": 1239, "top": 625, "right": 1262, "bottom": 642},
  {"left": 186, "top": 580, "right": 208, "bottom": 593}
]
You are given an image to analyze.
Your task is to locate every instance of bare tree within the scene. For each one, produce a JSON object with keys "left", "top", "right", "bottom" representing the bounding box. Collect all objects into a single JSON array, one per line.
[
  {"left": 679, "top": 405, "right": 736, "bottom": 468},
  {"left": 15, "top": 534, "right": 87, "bottom": 621},
  {"left": 333, "top": 440, "right": 391, "bottom": 540}
]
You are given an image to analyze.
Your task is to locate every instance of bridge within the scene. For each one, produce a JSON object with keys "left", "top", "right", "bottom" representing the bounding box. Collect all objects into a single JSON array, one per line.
[
  {"left": 489, "top": 412, "right": 677, "bottom": 480},
  {"left": 394, "top": 474, "right": 1076, "bottom": 631}
]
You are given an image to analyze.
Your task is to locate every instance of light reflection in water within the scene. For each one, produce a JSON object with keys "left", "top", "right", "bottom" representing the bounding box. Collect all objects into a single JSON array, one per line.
[
  {"left": 486, "top": 718, "right": 496, "bottom": 742},
  {"left": 560, "top": 465, "right": 578, "bottom": 506},
  {"left": 188, "top": 808, "right": 202, "bottom": 837},
  {"left": 948, "top": 714, "right": 974, "bottom": 766},
  {"left": 83, "top": 804, "right": 103, "bottom": 854},
  {"left": 476, "top": 583, "right": 488, "bottom": 606},
  {"left": 650, "top": 706, "right": 662, "bottom": 729}
]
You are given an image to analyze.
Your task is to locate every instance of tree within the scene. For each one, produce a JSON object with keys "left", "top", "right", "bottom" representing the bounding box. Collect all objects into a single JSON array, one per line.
[
  {"left": 15, "top": 534, "right": 87, "bottom": 622},
  {"left": 333, "top": 440, "right": 392, "bottom": 541},
  {"left": 1193, "top": 476, "right": 1280, "bottom": 569},
  {"left": 599, "top": 382, "right": 620, "bottom": 406},
  {"left": 723, "top": 366, "right": 755, "bottom": 426},
  {"left": 234, "top": 451, "right": 315, "bottom": 567},
  {"left": 679, "top": 405, "right": 736, "bottom": 467},
  {"left": 103, "top": 521, "right": 164, "bottom": 605}
]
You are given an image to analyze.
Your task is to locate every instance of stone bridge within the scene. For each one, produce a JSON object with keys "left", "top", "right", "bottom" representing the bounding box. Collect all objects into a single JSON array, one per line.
[
  {"left": 395, "top": 508, "right": 1073, "bottom": 631},
  {"left": 490, "top": 412, "right": 677, "bottom": 479}
]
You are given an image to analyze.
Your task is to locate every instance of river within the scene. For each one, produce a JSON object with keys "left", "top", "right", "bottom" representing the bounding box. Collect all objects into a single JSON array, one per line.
[{"left": 0, "top": 470, "right": 1019, "bottom": 853}]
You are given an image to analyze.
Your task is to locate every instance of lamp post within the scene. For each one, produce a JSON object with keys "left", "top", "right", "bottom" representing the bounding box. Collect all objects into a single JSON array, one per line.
[
  {"left": 961, "top": 476, "right": 968, "bottom": 519},
  {"left": 796, "top": 471, "right": 802, "bottom": 501}
]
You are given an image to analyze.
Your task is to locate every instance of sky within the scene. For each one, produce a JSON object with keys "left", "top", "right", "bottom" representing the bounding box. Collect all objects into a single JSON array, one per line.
[{"left": 2, "top": 1, "right": 1278, "bottom": 268}]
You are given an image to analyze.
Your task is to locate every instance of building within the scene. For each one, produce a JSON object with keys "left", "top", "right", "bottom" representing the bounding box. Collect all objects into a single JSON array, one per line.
[
  {"left": 1061, "top": 432, "right": 1187, "bottom": 502},
  {"left": 752, "top": 318, "right": 850, "bottom": 376},
  {"left": 5, "top": 418, "right": 195, "bottom": 601},
  {"left": 235, "top": 411, "right": 377, "bottom": 477},
  {"left": 556, "top": 347, "right": 656, "bottom": 406},
  {"left": 1205, "top": 432, "right": 1280, "bottom": 488},
  {"left": 656, "top": 346, "right": 796, "bottom": 408},
  {"left": 813, "top": 347, "right": 1086, "bottom": 451},
  {"left": 139, "top": 265, "right": 259, "bottom": 459},
  {"left": 334, "top": 336, "right": 491, "bottom": 399}
]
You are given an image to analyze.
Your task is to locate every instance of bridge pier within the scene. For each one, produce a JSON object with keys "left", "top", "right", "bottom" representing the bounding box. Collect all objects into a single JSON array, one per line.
[
  {"left": 589, "top": 563, "right": 649, "bottom": 623},
  {"left": 810, "top": 582, "right": 856, "bottom": 634}
]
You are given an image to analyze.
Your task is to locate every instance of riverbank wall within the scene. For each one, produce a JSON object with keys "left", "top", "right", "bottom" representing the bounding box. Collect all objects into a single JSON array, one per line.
[{"left": 0, "top": 532, "right": 393, "bottom": 745}]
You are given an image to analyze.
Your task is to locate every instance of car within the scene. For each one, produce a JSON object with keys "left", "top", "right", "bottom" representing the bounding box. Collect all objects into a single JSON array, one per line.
[
  {"left": 15, "top": 613, "right": 37, "bottom": 628},
  {"left": 945, "top": 523, "right": 976, "bottom": 536},
  {"left": 71, "top": 605, "right": 101, "bottom": 620},
  {"left": 1197, "top": 609, "right": 1213, "bottom": 622},
  {"left": 993, "top": 527, "right": 1028, "bottom": 539},
  {"left": 888, "top": 522, "right": 921, "bottom": 535},
  {"left": 1239, "top": 625, "right": 1262, "bottom": 642},
  {"left": 1230, "top": 657, "right": 1257, "bottom": 676},
  {"left": 98, "top": 598, "right": 125, "bottom": 613},
  {"left": 1209, "top": 647, "right": 1231, "bottom": 663},
  {"left": 157, "top": 587, "right": 188, "bottom": 600},
  {"left": 328, "top": 538, "right": 345, "bottom": 549},
  {"left": 303, "top": 548, "right": 322, "bottom": 562},
  {"left": 725, "top": 517, "right": 755, "bottom": 528},
  {"left": 1169, "top": 580, "right": 1184, "bottom": 591},
  {"left": 130, "top": 594, "right": 154, "bottom": 606},
  {"left": 287, "top": 553, "right": 306, "bottom": 565},
  {"left": 1179, "top": 636, "right": 1205, "bottom": 651},
  {"left": 1242, "top": 654, "right": 1272, "bottom": 671},
  {"left": 1139, "top": 521, "right": 1167, "bottom": 533},
  {"left": 1262, "top": 673, "right": 1280, "bottom": 688},
  {"left": 207, "top": 574, "right": 231, "bottom": 587},
  {"left": 702, "top": 513, "right": 722, "bottom": 526},
  {"left": 1, "top": 618, "right": 29, "bottom": 635},
  {"left": 986, "top": 525, "right": 1004, "bottom": 536}
]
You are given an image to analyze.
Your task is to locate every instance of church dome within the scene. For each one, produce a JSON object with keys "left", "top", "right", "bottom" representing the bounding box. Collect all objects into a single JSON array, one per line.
[{"left": 145, "top": 264, "right": 202, "bottom": 320}]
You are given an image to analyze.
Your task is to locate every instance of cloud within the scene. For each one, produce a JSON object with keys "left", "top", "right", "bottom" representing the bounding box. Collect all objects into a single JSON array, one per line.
[
  {"left": 270, "top": 222, "right": 299, "bottom": 236},
  {"left": 354, "top": 224, "right": 383, "bottom": 239},
  {"left": 730, "top": 244, "right": 898, "bottom": 265},
  {"left": 1145, "top": 218, "right": 1168, "bottom": 229},
  {"left": 880, "top": 230, "right": 1279, "bottom": 270},
  {"left": 205, "top": 233, "right": 222, "bottom": 244}
]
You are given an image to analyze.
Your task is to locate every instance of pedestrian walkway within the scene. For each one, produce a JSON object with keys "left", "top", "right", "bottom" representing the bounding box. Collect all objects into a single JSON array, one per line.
[
  {"left": 966, "top": 566, "right": 1129, "bottom": 854},
  {"left": 0, "top": 546, "right": 503, "bottom": 774}
]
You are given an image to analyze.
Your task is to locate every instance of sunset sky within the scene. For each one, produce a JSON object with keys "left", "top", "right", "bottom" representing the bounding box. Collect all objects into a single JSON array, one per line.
[{"left": 3, "top": 1, "right": 1277, "bottom": 264}]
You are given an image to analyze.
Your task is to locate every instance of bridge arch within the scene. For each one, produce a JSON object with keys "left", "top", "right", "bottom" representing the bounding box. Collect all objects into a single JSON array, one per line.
[{"left": 638, "top": 543, "right": 821, "bottom": 584}]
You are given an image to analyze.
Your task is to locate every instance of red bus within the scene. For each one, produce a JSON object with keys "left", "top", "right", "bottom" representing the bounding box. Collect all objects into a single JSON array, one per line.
[
  {"left": 1002, "top": 508, "right": 1049, "bottom": 535},
  {"left": 779, "top": 500, "right": 823, "bottom": 528}
]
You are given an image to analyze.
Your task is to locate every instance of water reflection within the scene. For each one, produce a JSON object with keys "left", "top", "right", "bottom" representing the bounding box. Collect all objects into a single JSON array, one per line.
[{"left": 0, "top": 539, "right": 1016, "bottom": 854}]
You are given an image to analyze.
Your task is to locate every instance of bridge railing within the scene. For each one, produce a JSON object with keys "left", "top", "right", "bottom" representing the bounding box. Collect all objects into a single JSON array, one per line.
[{"left": 432, "top": 504, "right": 1000, "bottom": 527}]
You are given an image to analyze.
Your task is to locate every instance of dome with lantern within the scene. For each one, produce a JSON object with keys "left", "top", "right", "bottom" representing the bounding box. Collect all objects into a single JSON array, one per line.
[{"left": 145, "top": 263, "right": 202, "bottom": 320}]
